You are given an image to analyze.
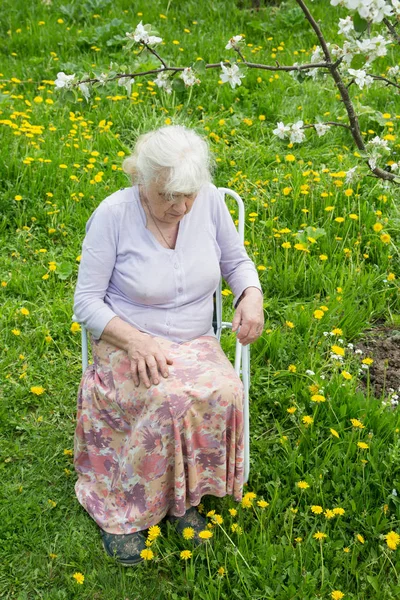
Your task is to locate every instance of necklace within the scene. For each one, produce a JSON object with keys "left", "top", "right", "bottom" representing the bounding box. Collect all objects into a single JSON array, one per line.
[{"left": 140, "top": 189, "right": 175, "bottom": 249}]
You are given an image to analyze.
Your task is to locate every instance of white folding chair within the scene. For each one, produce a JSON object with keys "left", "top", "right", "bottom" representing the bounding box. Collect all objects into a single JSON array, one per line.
[{"left": 72, "top": 187, "right": 251, "bottom": 483}]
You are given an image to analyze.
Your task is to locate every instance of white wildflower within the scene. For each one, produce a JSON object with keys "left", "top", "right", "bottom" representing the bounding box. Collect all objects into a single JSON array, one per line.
[
  {"left": 272, "top": 122, "right": 291, "bottom": 139},
  {"left": 220, "top": 62, "right": 245, "bottom": 89}
]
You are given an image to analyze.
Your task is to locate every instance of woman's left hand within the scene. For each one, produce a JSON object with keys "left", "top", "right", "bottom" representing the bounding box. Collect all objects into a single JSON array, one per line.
[{"left": 231, "top": 287, "right": 264, "bottom": 346}]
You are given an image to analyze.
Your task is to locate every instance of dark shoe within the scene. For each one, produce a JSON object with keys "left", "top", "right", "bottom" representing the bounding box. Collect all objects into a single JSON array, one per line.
[
  {"left": 100, "top": 528, "right": 147, "bottom": 566},
  {"left": 167, "top": 507, "right": 208, "bottom": 546}
]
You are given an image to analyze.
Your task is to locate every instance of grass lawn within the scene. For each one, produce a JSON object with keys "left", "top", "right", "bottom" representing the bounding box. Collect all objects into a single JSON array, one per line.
[{"left": 1, "top": 0, "right": 400, "bottom": 598}]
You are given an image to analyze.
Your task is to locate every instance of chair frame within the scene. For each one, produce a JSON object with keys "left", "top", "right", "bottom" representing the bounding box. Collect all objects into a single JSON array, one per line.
[{"left": 74, "top": 187, "right": 251, "bottom": 484}]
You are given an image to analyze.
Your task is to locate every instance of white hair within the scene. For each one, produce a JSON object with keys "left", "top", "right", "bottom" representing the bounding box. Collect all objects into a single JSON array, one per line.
[{"left": 122, "top": 125, "right": 214, "bottom": 199}]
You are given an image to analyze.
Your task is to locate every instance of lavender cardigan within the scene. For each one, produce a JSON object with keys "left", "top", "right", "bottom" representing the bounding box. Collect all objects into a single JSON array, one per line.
[{"left": 73, "top": 183, "right": 263, "bottom": 343}]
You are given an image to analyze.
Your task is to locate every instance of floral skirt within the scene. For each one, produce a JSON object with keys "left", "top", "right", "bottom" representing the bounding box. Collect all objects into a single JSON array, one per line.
[{"left": 73, "top": 333, "right": 244, "bottom": 534}]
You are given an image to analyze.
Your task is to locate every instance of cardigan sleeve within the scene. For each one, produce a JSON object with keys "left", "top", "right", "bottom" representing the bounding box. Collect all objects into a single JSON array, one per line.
[
  {"left": 212, "top": 186, "right": 263, "bottom": 310},
  {"left": 73, "top": 203, "right": 120, "bottom": 340}
]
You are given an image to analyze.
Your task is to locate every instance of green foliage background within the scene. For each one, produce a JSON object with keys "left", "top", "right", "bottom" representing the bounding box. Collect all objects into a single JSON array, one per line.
[{"left": 1, "top": 0, "right": 400, "bottom": 598}]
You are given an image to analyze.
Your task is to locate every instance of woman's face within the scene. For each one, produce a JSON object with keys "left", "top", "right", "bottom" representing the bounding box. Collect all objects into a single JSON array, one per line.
[{"left": 140, "top": 180, "right": 198, "bottom": 225}]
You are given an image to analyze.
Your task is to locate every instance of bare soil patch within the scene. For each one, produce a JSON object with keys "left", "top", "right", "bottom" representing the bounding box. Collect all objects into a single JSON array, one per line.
[{"left": 354, "top": 324, "right": 400, "bottom": 400}]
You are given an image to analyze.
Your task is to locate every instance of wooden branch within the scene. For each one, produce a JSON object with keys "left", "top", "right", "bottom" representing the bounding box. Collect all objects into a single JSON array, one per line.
[
  {"left": 383, "top": 17, "right": 400, "bottom": 44},
  {"left": 303, "top": 121, "right": 351, "bottom": 130},
  {"left": 370, "top": 75, "right": 400, "bottom": 90},
  {"left": 142, "top": 42, "right": 168, "bottom": 68},
  {"left": 295, "top": 0, "right": 396, "bottom": 183}
]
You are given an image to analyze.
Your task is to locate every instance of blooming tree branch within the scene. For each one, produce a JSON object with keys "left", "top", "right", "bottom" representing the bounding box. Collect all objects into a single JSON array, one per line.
[{"left": 55, "top": 3, "right": 400, "bottom": 185}]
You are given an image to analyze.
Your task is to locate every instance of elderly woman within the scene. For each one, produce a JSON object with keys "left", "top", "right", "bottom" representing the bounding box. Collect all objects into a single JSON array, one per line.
[{"left": 73, "top": 125, "right": 264, "bottom": 565}]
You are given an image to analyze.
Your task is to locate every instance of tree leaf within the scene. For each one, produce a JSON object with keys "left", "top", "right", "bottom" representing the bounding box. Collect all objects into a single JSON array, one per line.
[{"left": 353, "top": 13, "right": 369, "bottom": 33}]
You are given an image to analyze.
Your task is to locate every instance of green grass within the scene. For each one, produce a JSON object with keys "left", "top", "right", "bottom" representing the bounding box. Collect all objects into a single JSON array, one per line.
[{"left": 1, "top": 0, "right": 400, "bottom": 598}]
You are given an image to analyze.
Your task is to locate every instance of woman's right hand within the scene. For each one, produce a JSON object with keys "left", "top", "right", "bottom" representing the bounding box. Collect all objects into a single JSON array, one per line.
[{"left": 127, "top": 333, "right": 174, "bottom": 389}]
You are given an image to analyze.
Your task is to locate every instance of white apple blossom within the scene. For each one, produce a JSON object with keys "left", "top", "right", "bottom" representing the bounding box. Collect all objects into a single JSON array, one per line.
[
  {"left": 368, "top": 136, "right": 389, "bottom": 149},
  {"left": 272, "top": 121, "right": 291, "bottom": 139},
  {"left": 126, "top": 21, "right": 162, "bottom": 46},
  {"left": 347, "top": 68, "right": 374, "bottom": 89},
  {"left": 180, "top": 67, "right": 200, "bottom": 87},
  {"left": 225, "top": 35, "right": 243, "bottom": 50},
  {"left": 368, "top": 157, "right": 377, "bottom": 170},
  {"left": 118, "top": 77, "right": 134, "bottom": 96},
  {"left": 330, "top": 40, "right": 355, "bottom": 66},
  {"left": 55, "top": 71, "right": 76, "bottom": 89},
  {"left": 356, "top": 35, "right": 389, "bottom": 62},
  {"left": 219, "top": 62, "right": 245, "bottom": 89},
  {"left": 330, "top": 0, "right": 393, "bottom": 23},
  {"left": 290, "top": 120, "right": 306, "bottom": 143},
  {"left": 338, "top": 16, "right": 354, "bottom": 37},
  {"left": 345, "top": 166, "right": 358, "bottom": 183},
  {"left": 154, "top": 71, "right": 172, "bottom": 94},
  {"left": 388, "top": 65, "right": 400, "bottom": 78},
  {"left": 78, "top": 82, "right": 90, "bottom": 100},
  {"left": 314, "top": 123, "right": 331, "bottom": 137},
  {"left": 390, "top": 162, "right": 399, "bottom": 172},
  {"left": 311, "top": 45, "right": 324, "bottom": 64},
  {"left": 393, "top": 0, "right": 400, "bottom": 15}
]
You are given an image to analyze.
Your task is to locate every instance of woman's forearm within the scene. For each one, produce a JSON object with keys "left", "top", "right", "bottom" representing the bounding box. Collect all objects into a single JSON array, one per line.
[{"left": 100, "top": 316, "right": 147, "bottom": 352}]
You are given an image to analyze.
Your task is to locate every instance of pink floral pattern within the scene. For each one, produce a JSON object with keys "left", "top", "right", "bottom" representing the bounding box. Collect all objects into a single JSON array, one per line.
[{"left": 73, "top": 333, "right": 244, "bottom": 534}]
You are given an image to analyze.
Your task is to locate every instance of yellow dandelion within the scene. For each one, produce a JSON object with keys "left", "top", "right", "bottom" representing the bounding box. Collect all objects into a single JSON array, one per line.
[
  {"left": 357, "top": 442, "right": 369, "bottom": 449},
  {"left": 72, "top": 572, "right": 84, "bottom": 584},
  {"left": 311, "top": 505, "right": 323, "bottom": 514},
  {"left": 287, "top": 406, "right": 297, "bottom": 414},
  {"left": 285, "top": 320, "right": 295, "bottom": 328},
  {"left": 341, "top": 371, "right": 352, "bottom": 380},
  {"left": 182, "top": 527, "right": 195, "bottom": 540},
  {"left": 324, "top": 509, "right": 335, "bottom": 519},
  {"left": 380, "top": 233, "right": 391, "bottom": 244},
  {"left": 140, "top": 548, "right": 154, "bottom": 560},
  {"left": 211, "top": 514, "right": 224, "bottom": 525},
  {"left": 12, "top": 329, "right": 21, "bottom": 336},
  {"left": 331, "top": 591, "right": 345, "bottom": 600},
  {"left": 297, "top": 481, "right": 309, "bottom": 490},
  {"left": 333, "top": 507, "right": 345, "bottom": 515},
  {"left": 350, "top": 418, "right": 365, "bottom": 429},
  {"left": 285, "top": 154, "right": 296, "bottom": 162},
  {"left": 313, "top": 531, "right": 327, "bottom": 540},
  {"left": 384, "top": 531, "right": 400, "bottom": 550},
  {"left": 330, "top": 428, "right": 340, "bottom": 438},
  {"left": 311, "top": 394, "right": 326, "bottom": 403},
  {"left": 31, "top": 386, "right": 46, "bottom": 395},
  {"left": 20, "top": 307, "right": 30, "bottom": 315},
  {"left": 257, "top": 500, "right": 269, "bottom": 509},
  {"left": 198, "top": 530, "right": 213, "bottom": 540},
  {"left": 217, "top": 566, "right": 226, "bottom": 577},
  {"left": 147, "top": 525, "right": 161, "bottom": 540},
  {"left": 303, "top": 415, "right": 314, "bottom": 426},
  {"left": 357, "top": 534, "right": 365, "bottom": 544},
  {"left": 313, "top": 309, "right": 324, "bottom": 319},
  {"left": 180, "top": 550, "right": 192, "bottom": 560},
  {"left": 228, "top": 508, "right": 238, "bottom": 517},
  {"left": 331, "top": 344, "right": 345, "bottom": 356},
  {"left": 283, "top": 187, "right": 292, "bottom": 195},
  {"left": 373, "top": 222, "right": 383, "bottom": 232},
  {"left": 362, "top": 357, "right": 373, "bottom": 365}
]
